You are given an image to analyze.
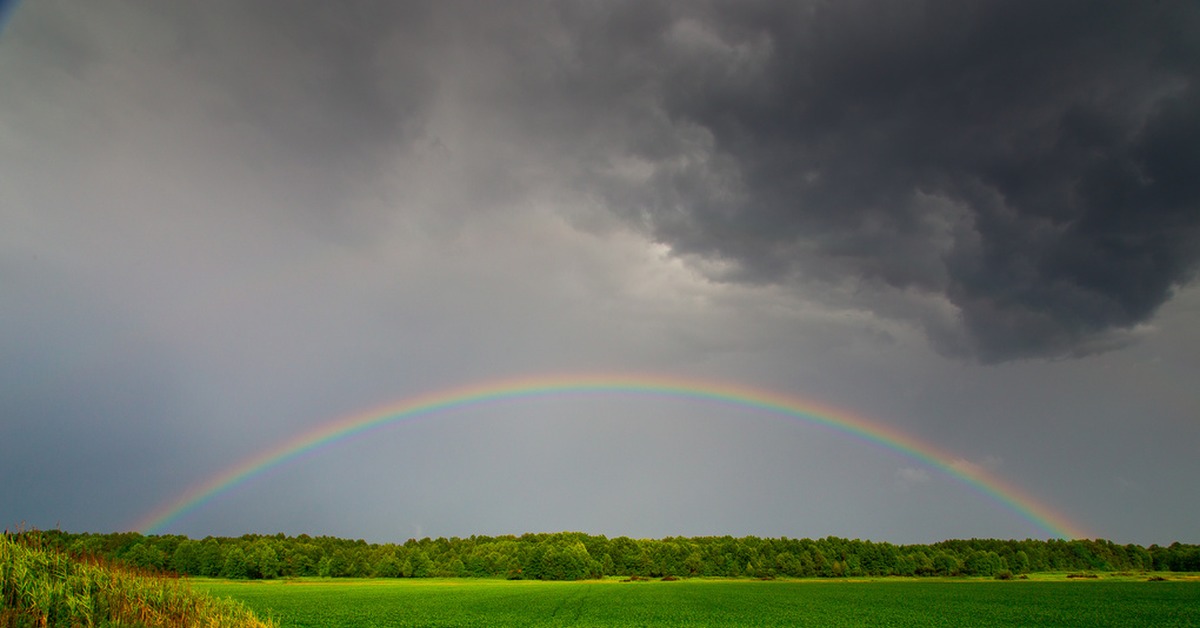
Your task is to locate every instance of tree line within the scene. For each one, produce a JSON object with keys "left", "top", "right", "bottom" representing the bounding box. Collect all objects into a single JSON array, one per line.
[{"left": 23, "top": 530, "right": 1200, "bottom": 581}]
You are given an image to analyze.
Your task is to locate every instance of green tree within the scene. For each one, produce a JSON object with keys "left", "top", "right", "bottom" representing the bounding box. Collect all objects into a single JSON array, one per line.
[
  {"left": 774, "top": 552, "right": 801, "bottom": 577},
  {"left": 529, "top": 539, "right": 596, "bottom": 580},
  {"left": 441, "top": 557, "right": 467, "bottom": 578},
  {"left": 325, "top": 550, "right": 352, "bottom": 577},
  {"left": 409, "top": 550, "right": 433, "bottom": 578},
  {"left": 221, "top": 546, "right": 251, "bottom": 579},
  {"left": 288, "top": 542, "right": 322, "bottom": 576},
  {"left": 895, "top": 553, "right": 917, "bottom": 577},
  {"left": 196, "top": 538, "right": 222, "bottom": 577},
  {"left": 931, "top": 552, "right": 960, "bottom": 576},
  {"left": 247, "top": 540, "right": 281, "bottom": 579},
  {"left": 963, "top": 550, "right": 1003, "bottom": 576},
  {"left": 608, "top": 537, "right": 643, "bottom": 575},
  {"left": 1011, "top": 550, "right": 1030, "bottom": 574},
  {"left": 123, "top": 542, "right": 166, "bottom": 571},
  {"left": 170, "top": 539, "right": 200, "bottom": 575},
  {"left": 374, "top": 554, "right": 402, "bottom": 578}
]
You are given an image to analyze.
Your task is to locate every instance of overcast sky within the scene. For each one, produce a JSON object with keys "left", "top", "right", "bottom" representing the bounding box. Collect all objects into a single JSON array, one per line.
[{"left": 2, "top": 0, "right": 1198, "bottom": 545}]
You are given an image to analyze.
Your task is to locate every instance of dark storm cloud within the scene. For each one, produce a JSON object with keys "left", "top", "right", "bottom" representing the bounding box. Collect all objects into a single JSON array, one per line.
[
  {"left": 510, "top": 0, "right": 1200, "bottom": 361},
  {"left": 19, "top": 1, "right": 1194, "bottom": 363}
]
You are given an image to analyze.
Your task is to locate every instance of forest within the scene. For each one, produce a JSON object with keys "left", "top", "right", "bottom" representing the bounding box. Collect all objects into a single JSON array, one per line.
[{"left": 22, "top": 530, "right": 1200, "bottom": 581}]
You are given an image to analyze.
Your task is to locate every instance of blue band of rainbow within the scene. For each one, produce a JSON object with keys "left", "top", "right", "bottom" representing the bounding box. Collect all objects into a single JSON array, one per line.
[{"left": 133, "top": 373, "right": 1086, "bottom": 539}]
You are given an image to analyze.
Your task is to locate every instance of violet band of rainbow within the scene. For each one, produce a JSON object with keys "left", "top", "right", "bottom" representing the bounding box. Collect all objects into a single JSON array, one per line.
[{"left": 132, "top": 373, "right": 1087, "bottom": 539}]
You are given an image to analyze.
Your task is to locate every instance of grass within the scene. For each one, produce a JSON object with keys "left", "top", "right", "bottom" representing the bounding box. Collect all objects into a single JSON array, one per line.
[
  {"left": 197, "top": 576, "right": 1200, "bottom": 628},
  {"left": 1, "top": 533, "right": 275, "bottom": 628}
]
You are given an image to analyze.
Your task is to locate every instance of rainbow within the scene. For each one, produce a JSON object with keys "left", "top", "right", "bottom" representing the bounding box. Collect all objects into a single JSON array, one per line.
[{"left": 133, "top": 373, "right": 1087, "bottom": 538}]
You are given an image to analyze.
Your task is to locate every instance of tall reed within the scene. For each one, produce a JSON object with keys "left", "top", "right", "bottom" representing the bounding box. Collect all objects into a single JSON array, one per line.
[{"left": 1, "top": 531, "right": 275, "bottom": 628}]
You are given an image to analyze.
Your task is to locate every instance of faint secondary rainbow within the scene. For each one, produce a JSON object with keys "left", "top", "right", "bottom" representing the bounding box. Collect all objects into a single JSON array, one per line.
[{"left": 133, "top": 373, "right": 1087, "bottom": 538}]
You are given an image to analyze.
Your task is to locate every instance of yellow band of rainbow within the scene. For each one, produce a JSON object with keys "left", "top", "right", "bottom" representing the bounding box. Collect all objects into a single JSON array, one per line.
[{"left": 133, "top": 373, "right": 1087, "bottom": 539}]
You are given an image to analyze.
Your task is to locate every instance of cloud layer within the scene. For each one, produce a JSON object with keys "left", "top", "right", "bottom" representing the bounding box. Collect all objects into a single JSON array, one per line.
[
  {"left": 18, "top": 0, "right": 1196, "bottom": 362},
  {"left": 486, "top": 0, "right": 1200, "bottom": 362}
]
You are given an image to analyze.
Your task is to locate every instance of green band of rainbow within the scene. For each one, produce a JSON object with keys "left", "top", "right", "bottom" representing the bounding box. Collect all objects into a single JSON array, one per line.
[{"left": 132, "top": 373, "right": 1087, "bottom": 538}]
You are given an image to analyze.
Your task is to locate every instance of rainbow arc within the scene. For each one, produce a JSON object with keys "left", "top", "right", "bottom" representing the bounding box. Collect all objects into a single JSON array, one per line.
[{"left": 133, "top": 373, "right": 1087, "bottom": 539}]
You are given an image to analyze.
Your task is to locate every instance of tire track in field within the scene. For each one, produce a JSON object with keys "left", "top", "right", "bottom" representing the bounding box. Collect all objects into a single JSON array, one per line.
[
  {"left": 547, "top": 584, "right": 569, "bottom": 622},
  {"left": 547, "top": 583, "right": 591, "bottom": 626},
  {"left": 570, "top": 583, "right": 593, "bottom": 624}
]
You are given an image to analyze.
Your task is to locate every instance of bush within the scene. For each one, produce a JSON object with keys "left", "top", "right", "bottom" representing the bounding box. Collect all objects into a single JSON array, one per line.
[{"left": 993, "top": 570, "right": 1013, "bottom": 580}]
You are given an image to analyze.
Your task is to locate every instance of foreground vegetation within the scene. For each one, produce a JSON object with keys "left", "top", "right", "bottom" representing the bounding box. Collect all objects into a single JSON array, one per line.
[
  {"left": 197, "top": 577, "right": 1200, "bottom": 628},
  {"left": 38, "top": 530, "right": 1200, "bottom": 581},
  {"left": 0, "top": 532, "right": 275, "bottom": 628},
  {"left": 8, "top": 529, "right": 1197, "bottom": 627}
]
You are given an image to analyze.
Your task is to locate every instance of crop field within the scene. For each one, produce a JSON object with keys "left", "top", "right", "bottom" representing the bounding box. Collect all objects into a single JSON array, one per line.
[{"left": 195, "top": 577, "right": 1200, "bottom": 628}]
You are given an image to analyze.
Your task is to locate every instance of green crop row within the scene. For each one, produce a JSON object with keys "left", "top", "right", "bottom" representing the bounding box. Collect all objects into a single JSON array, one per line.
[{"left": 198, "top": 577, "right": 1200, "bottom": 628}]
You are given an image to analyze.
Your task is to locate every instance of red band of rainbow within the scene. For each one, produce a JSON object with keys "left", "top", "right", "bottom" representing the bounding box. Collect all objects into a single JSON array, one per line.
[{"left": 133, "top": 373, "right": 1087, "bottom": 539}]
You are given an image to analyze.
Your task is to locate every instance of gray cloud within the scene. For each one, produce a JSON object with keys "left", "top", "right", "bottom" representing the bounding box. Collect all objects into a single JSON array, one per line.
[
  {"left": 7, "top": 0, "right": 441, "bottom": 244},
  {"left": 22, "top": 2, "right": 1195, "bottom": 362},
  {"left": 464, "top": 0, "right": 1200, "bottom": 362}
]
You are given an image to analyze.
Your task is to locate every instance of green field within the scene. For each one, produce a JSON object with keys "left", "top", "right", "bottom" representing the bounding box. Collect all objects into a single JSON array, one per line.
[{"left": 195, "top": 577, "right": 1200, "bottom": 627}]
